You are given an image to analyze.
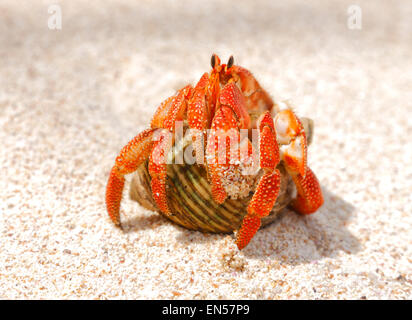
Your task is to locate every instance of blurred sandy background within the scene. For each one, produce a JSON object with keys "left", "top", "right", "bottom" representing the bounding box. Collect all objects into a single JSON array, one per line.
[{"left": 0, "top": 0, "right": 411, "bottom": 299}]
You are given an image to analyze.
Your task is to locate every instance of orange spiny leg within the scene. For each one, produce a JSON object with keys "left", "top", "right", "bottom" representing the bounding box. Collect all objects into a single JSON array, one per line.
[
  {"left": 236, "top": 111, "right": 281, "bottom": 250},
  {"left": 148, "top": 129, "right": 173, "bottom": 215},
  {"left": 150, "top": 96, "right": 176, "bottom": 129},
  {"left": 187, "top": 73, "right": 210, "bottom": 164},
  {"left": 274, "top": 109, "right": 323, "bottom": 214},
  {"left": 148, "top": 85, "right": 192, "bottom": 214},
  {"left": 290, "top": 167, "right": 324, "bottom": 214},
  {"left": 188, "top": 73, "right": 210, "bottom": 131},
  {"left": 257, "top": 111, "right": 280, "bottom": 170},
  {"left": 248, "top": 112, "right": 281, "bottom": 217},
  {"left": 162, "top": 85, "right": 192, "bottom": 131},
  {"left": 151, "top": 85, "right": 192, "bottom": 130},
  {"left": 235, "top": 215, "right": 261, "bottom": 251},
  {"left": 106, "top": 128, "right": 156, "bottom": 225},
  {"left": 236, "top": 171, "right": 281, "bottom": 250}
]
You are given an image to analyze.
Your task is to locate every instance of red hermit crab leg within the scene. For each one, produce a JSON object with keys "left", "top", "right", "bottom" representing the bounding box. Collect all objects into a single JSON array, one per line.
[
  {"left": 187, "top": 73, "right": 211, "bottom": 164},
  {"left": 188, "top": 73, "right": 210, "bottom": 130},
  {"left": 236, "top": 111, "right": 281, "bottom": 250},
  {"left": 106, "top": 128, "right": 156, "bottom": 225},
  {"left": 274, "top": 109, "right": 324, "bottom": 214},
  {"left": 149, "top": 85, "right": 192, "bottom": 215},
  {"left": 105, "top": 85, "right": 192, "bottom": 225},
  {"left": 148, "top": 130, "right": 173, "bottom": 215},
  {"left": 290, "top": 167, "right": 324, "bottom": 214}
]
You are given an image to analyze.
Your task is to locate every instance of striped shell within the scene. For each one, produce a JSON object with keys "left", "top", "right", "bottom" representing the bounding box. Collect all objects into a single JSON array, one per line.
[{"left": 129, "top": 117, "right": 314, "bottom": 233}]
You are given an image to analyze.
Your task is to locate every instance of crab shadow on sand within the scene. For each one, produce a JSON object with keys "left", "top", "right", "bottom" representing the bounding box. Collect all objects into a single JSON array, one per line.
[
  {"left": 238, "top": 187, "right": 361, "bottom": 265},
  {"left": 121, "top": 186, "right": 361, "bottom": 266},
  {"left": 176, "top": 186, "right": 361, "bottom": 266},
  {"left": 121, "top": 212, "right": 170, "bottom": 233}
]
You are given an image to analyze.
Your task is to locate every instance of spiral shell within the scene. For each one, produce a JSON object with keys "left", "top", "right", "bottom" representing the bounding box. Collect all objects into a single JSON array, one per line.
[{"left": 129, "top": 117, "right": 314, "bottom": 233}]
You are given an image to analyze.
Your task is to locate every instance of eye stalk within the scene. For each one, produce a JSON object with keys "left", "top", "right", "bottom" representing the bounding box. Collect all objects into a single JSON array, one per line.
[
  {"left": 227, "top": 55, "right": 234, "bottom": 69},
  {"left": 211, "top": 54, "right": 223, "bottom": 69},
  {"left": 211, "top": 54, "right": 216, "bottom": 69}
]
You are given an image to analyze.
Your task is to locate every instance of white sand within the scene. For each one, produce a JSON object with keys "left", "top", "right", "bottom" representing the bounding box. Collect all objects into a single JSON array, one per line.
[{"left": 0, "top": 0, "right": 411, "bottom": 299}]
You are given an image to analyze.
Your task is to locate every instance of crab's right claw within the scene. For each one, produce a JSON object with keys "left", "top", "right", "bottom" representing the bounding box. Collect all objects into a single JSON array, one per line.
[{"left": 105, "top": 128, "right": 156, "bottom": 226}]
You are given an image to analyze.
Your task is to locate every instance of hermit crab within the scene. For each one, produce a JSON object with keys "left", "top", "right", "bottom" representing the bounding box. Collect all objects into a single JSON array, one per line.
[{"left": 106, "top": 54, "right": 324, "bottom": 249}]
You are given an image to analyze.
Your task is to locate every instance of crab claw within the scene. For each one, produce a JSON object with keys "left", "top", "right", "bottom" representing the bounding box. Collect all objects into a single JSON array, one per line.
[
  {"left": 106, "top": 128, "right": 156, "bottom": 225},
  {"left": 274, "top": 109, "right": 307, "bottom": 177},
  {"left": 206, "top": 82, "right": 250, "bottom": 204},
  {"left": 206, "top": 106, "right": 239, "bottom": 204}
]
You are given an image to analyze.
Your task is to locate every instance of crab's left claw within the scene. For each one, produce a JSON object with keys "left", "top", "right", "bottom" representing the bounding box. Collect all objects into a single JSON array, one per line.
[
  {"left": 274, "top": 109, "right": 323, "bottom": 215},
  {"left": 206, "top": 106, "right": 239, "bottom": 204},
  {"left": 206, "top": 82, "right": 251, "bottom": 204}
]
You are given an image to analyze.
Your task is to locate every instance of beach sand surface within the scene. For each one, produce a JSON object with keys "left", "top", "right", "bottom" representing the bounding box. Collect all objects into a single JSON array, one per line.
[{"left": 0, "top": 0, "right": 411, "bottom": 299}]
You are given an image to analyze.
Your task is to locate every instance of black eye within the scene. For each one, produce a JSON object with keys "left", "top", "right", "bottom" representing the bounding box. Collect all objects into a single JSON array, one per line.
[
  {"left": 211, "top": 55, "right": 216, "bottom": 68},
  {"left": 227, "top": 55, "right": 234, "bottom": 69}
]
